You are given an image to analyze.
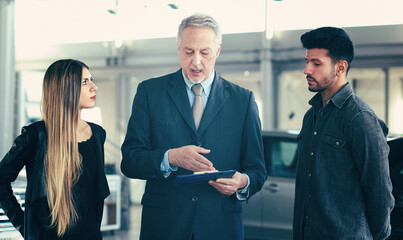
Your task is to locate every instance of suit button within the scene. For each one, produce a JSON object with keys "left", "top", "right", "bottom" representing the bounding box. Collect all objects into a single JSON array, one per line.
[{"left": 192, "top": 196, "right": 198, "bottom": 202}]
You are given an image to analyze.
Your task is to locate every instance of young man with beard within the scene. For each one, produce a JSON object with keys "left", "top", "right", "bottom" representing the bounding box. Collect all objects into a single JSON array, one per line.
[{"left": 293, "top": 27, "right": 394, "bottom": 240}]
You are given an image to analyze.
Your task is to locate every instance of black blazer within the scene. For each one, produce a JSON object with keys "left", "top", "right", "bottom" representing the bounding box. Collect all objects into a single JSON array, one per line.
[
  {"left": 0, "top": 121, "right": 110, "bottom": 240},
  {"left": 121, "top": 69, "right": 266, "bottom": 240}
]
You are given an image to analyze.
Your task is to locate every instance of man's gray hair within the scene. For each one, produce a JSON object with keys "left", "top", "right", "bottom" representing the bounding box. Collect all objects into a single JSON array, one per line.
[{"left": 177, "top": 13, "right": 222, "bottom": 49}]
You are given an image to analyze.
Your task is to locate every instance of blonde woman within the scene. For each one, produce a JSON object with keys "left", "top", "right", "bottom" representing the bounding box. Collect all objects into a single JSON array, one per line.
[{"left": 0, "top": 59, "right": 110, "bottom": 239}]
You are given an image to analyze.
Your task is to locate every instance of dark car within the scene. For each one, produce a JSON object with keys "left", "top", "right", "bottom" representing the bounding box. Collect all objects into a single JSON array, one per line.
[
  {"left": 387, "top": 137, "right": 403, "bottom": 240},
  {"left": 243, "top": 130, "right": 403, "bottom": 240},
  {"left": 244, "top": 130, "right": 298, "bottom": 240}
]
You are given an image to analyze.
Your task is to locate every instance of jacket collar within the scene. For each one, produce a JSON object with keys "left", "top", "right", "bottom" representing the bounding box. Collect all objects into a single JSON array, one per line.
[
  {"left": 309, "top": 82, "right": 353, "bottom": 110},
  {"left": 167, "top": 69, "right": 229, "bottom": 134}
]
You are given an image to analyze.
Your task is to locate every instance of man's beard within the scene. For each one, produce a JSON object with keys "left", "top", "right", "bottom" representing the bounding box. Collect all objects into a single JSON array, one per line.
[{"left": 307, "top": 69, "right": 336, "bottom": 93}]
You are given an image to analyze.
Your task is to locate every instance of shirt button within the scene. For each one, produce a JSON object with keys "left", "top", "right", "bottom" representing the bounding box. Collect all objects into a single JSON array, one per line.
[
  {"left": 308, "top": 194, "right": 311, "bottom": 198},
  {"left": 197, "top": 142, "right": 202, "bottom": 147},
  {"left": 310, "top": 152, "right": 314, "bottom": 156},
  {"left": 308, "top": 173, "right": 312, "bottom": 177},
  {"left": 192, "top": 196, "right": 198, "bottom": 202},
  {"left": 306, "top": 216, "right": 309, "bottom": 219},
  {"left": 313, "top": 131, "right": 317, "bottom": 135},
  {"left": 335, "top": 141, "right": 339, "bottom": 146}
]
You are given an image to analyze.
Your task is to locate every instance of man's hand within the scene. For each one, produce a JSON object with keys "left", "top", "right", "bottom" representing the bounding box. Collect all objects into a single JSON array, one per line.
[
  {"left": 168, "top": 145, "right": 215, "bottom": 172},
  {"left": 209, "top": 171, "right": 248, "bottom": 195}
]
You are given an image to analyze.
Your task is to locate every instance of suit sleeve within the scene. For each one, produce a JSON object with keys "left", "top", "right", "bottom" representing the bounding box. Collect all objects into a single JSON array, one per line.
[
  {"left": 121, "top": 82, "right": 167, "bottom": 180},
  {"left": 239, "top": 92, "right": 266, "bottom": 198},
  {"left": 0, "top": 127, "right": 35, "bottom": 235}
]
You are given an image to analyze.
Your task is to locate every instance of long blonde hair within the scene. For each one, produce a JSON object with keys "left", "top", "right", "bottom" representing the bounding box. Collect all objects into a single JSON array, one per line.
[{"left": 42, "top": 59, "right": 88, "bottom": 236}]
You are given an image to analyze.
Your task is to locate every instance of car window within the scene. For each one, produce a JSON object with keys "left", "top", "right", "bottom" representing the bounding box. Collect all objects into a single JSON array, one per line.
[{"left": 263, "top": 137, "right": 298, "bottom": 178}]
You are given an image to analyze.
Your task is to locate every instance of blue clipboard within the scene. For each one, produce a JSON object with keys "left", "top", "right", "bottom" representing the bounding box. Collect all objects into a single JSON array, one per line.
[{"left": 175, "top": 170, "right": 236, "bottom": 186}]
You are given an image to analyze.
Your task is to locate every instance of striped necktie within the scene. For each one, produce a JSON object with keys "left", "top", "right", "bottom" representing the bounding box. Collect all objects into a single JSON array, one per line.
[{"left": 191, "top": 84, "right": 204, "bottom": 130}]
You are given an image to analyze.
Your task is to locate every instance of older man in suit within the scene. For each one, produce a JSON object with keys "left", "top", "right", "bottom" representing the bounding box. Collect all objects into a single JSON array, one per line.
[{"left": 121, "top": 13, "right": 266, "bottom": 240}]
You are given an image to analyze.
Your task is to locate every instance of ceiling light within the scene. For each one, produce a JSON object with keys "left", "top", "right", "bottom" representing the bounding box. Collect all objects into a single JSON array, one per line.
[{"left": 167, "top": 3, "right": 178, "bottom": 9}]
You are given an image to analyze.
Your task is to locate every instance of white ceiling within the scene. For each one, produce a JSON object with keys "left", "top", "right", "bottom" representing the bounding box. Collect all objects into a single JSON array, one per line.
[
  {"left": 14, "top": 0, "right": 266, "bottom": 45},
  {"left": 15, "top": 0, "right": 403, "bottom": 48}
]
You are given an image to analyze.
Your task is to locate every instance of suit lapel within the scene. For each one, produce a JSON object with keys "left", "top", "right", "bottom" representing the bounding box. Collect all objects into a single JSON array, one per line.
[
  {"left": 198, "top": 73, "right": 229, "bottom": 134},
  {"left": 167, "top": 70, "right": 196, "bottom": 132}
]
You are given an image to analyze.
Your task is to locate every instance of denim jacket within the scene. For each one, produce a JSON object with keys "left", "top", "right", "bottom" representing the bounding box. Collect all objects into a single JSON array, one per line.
[{"left": 293, "top": 83, "right": 394, "bottom": 240}]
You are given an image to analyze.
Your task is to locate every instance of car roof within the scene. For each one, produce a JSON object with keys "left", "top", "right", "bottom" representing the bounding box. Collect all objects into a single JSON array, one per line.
[{"left": 262, "top": 130, "right": 299, "bottom": 139}]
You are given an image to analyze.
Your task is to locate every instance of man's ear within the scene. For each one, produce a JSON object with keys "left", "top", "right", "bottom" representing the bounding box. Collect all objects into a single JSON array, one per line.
[
  {"left": 216, "top": 43, "right": 222, "bottom": 57},
  {"left": 336, "top": 60, "right": 348, "bottom": 77}
]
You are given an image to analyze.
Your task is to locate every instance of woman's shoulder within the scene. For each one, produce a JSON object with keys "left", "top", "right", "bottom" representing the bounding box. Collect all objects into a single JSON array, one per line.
[
  {"left": 87, "top": 122, "right": 106, "bottom": 137},
  {"left": 8, "top": 121, "right": 45, "bottom": 154},
  {"left": 22, "top": 120, "right": 46, "bottom": 134}
]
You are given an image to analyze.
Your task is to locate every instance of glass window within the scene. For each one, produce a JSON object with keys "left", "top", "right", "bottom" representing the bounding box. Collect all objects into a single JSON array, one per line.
[
  {"left": 348, "top": 68, "right": 386, "bottom": 120},
  {"left": 278, "top": 68, "right": 394, "bottom": 133},
  {"left": 263, "top": 137, "right": 298, "bottom": 178},
  {"left": 389, "top": 67, "right": 403, "bottom": 134},
  {"left": 278, "top": 70, "right": 312, "bottom": 130}
]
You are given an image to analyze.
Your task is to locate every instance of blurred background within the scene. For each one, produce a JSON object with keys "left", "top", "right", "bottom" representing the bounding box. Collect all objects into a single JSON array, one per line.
[{"left": 1, "top": 0, "right": 403, "bottom": 238}]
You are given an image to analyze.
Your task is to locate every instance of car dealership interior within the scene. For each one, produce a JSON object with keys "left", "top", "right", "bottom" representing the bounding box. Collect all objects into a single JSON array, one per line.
[{"left": 1, "top": 0, "right": 403, "bottom": 239}]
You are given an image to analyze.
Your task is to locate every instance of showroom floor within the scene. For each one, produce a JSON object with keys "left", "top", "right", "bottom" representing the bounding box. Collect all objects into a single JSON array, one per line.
[{"left": 102, "top": 204, "right": 142, "bottom": 240}]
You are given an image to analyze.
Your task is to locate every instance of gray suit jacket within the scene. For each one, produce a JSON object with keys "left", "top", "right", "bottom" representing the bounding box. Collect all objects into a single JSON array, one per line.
[{"left": 121, "top": 69, "right": 266, "bottom": 240}]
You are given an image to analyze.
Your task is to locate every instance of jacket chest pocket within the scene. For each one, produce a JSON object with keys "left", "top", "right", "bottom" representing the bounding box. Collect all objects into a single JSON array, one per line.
[{"left": 321, "top": 134, "right": 347, "bottom": 167}]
